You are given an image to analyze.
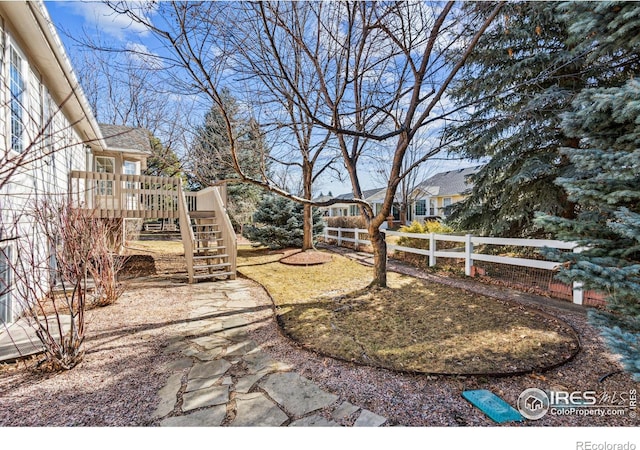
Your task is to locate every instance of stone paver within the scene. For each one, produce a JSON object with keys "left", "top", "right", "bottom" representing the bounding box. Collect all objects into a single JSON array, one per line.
[
  {"left": 182, "top": 385, "right": 229, "bottom": 411},
  {"left": 149, "top": 278, "right": 389, "bottom": 427},
  {"left": 259, "top": 372, "right": 339, "bottom": 417},
  {"left": 289, "top": 415, "right": 340, "bottom": 427},
  {"left": 188, "top": 359, "right": 231, "bottom": 380},
  {"left": 160, "top": 406, "right": 226, "bottom": 427},
  {"left": 152, "top": 372, "right": 183, "bottom": 419},
  {"left": 232, "top": 392, "right": 288, "bottom": 427},
  {"left": 332, "top": 401, "right": 360, "bottom": 420},
  {"left": 354, "top": 409, "right": 387, "bottom": 427}
]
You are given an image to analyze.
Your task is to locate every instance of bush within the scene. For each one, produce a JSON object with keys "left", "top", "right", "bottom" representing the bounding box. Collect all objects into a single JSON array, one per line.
[
  {"left": 242, "top": 195, "right": 324, "bottom": 249},
  {"left": 325, "top": 216, "right": 367, "bottom": 229},
  {"left": 396, "top": 220, "right": 453, "bottom": 249}
]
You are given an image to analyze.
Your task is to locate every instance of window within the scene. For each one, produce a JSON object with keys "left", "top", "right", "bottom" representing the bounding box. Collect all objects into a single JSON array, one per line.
[
  {"left": 415, "top": 199, "right": 426, "bottom": 216},
  {"left": 95, "top": 156, "right": 115, "bottom": 195},
  {"left": 442, "top": 197, "right": 453, "bottom": 217},
  {"left": 10, "top": 46, "right": 25, "bottom": 153},
  {"left": 123, "top": 161, "right": 138, "bottom": 209},
  {"left": 42, "top": 87, "right": 54, "bottom": 156},
  {"left": 349, "top": 204, "right": 359, "bottom": 216},
  {"left": 429, "top": 199, "right": 437, "bottom": 216},
  {"left": 0, "top": 246, "right": 12, "bottom": 324}
]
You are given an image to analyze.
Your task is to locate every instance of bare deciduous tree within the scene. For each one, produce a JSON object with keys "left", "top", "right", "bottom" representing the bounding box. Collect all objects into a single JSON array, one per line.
[{"left": 104, "top": 0, "right": 503, "bottom": 286}]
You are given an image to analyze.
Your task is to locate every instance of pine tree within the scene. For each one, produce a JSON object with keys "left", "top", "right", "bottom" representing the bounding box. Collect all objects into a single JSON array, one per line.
[
  {"left": 189, "top": 89, "right": 267, "bottom": 228},
  {"left": 144, "top": 134, "right": 183, "bottom": 179},
  {"left": 537, "top": 2, "right": 640, "bottom": 380},
  {"left": 445, "top": 2, "right": 583, "bottom": 237},
  {"left": 242, "top": 195, "right": 324, "bottom": 250}
]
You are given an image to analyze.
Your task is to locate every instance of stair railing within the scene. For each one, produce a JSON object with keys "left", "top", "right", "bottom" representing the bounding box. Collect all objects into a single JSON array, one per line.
[{"left": 178, "top": 184, "right": 195, "bottom": 283}]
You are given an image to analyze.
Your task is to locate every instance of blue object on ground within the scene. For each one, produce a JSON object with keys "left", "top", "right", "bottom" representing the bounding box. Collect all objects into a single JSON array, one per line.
[{"left": 462, "top": 389, "right": 524, "bottom": 423}]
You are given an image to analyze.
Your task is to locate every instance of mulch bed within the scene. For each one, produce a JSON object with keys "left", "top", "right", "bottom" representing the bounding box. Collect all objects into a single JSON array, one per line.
[{"left": 279, "top": 249, "right": 333, "bottom": 266}]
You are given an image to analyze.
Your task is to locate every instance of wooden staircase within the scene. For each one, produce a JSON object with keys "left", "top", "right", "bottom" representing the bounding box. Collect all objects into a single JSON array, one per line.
[
  {"left": 178, "top": 186, "right": 237, "bottom": 283},
  {"left": 190, "top": 211, "right": 234, "bottom": 281}
]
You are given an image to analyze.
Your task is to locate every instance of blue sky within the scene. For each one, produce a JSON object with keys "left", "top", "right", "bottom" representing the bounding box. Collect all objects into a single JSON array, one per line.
[{"left": 44, "top": 1, "right": 478, "bottom": 196}]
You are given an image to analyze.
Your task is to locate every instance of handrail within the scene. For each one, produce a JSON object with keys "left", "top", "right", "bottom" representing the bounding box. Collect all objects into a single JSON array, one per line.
[
  {"left": 210, "top": 187, "right": 237, "bottom": 279},
  {"left": 177, "top": 183, "right": 195, "bottom": 283}
]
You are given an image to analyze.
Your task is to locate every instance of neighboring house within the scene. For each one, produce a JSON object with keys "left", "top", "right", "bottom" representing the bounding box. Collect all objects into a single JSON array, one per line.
[
  {"left": 317, "top": 188, "right": 386, "bottom": 217},
  {"left": 409, "top": 165, "right": 481, "bottom": 222},
  {"left": 0, "top": 1, "right": 235, "bottom": 325},
  {"left": 320, "top": 165, "right": 480, "bottom": 225}
]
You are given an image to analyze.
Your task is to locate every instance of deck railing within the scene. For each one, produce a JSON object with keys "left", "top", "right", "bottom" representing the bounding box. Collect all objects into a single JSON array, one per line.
[{"left": 69, "top": 171, "right": 186, "bottom": 219}]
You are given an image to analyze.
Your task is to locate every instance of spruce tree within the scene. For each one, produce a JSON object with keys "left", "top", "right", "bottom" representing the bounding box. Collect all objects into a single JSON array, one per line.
[
  {"left": 445, "top": 2, "right": 583, "bottom": 237},
  {"left": 189, "top": 89, "right": 267, "bottom": 228},
  {"left": 242, "top": 195, "right": 324, "bottom": 250},
  {"left": 538, "top": 2, "right": 640, "bottom": 380}
]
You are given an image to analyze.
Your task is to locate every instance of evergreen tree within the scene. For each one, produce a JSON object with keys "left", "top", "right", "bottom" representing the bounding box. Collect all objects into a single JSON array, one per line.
[
  {"left": 144, "top": 134, "right": 184, "bottom": 180},
  {"left": 242, "top": 195, "right": 324, "bottom": 249},
  {"left": 189, "top": 90, "right": 267, "bottom": 228},
  {"left": 445, "top": 2, "right": 583, "bottom": 237},
  {"left": 538, "top": 3, "right": 640, "bottom": 380}
]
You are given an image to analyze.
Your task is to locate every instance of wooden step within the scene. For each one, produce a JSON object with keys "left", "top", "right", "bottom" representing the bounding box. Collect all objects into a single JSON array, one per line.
[
  {"left": 194, "top": 246, "right": 226, "bottom": 252},
  {"left": 193, "top": 262, "right": 232, "bottom": 270},
  {"left": 195, "top": 238, "right": 225, "bottom": 243},
  {"left": 193, "top": 254, "right": 229, "bottom": 260},
  {"left": 192, "top": 271, "right": 234, "bottom": 280},
  {"left": 189, "top": 211, "right": 217, "bottom": 219}
]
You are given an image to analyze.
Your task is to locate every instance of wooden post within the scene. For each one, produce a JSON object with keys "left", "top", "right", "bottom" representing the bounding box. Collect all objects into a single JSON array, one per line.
[
  {"left": 429, "top": 232, "right": 436, "bottom": 267},
  {"left": 354, "top": 228, "right": 359, "bottom": 250},
  {"left": 465, "top": 234, "right": 473, "bottom": 276},
  {"left": 572, "top": 246, "right": 585, "bottom": 305},
  {"left": 338, "top": 228, "right": 342, "bottom": 246}
]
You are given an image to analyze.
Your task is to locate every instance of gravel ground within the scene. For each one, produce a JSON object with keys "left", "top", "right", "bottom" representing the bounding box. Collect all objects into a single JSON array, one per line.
[{"left": 0, "top": 246, "right": 637, "bottom": 427}]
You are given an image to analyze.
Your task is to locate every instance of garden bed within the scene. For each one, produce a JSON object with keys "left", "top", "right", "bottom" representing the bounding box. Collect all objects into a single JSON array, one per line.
[{"left": 237, "top": 246, "right": 579, "bottom": 375}]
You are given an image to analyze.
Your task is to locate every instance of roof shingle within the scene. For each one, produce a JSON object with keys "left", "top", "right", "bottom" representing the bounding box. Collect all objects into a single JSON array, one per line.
[{"left": 99, "top": 124, "right": 152, "bottom": 154}]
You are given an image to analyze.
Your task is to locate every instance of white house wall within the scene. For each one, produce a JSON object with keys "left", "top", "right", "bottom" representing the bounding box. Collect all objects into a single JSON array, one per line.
[{"left": 0, "top": 10, "right": 88, "bottom": 324}]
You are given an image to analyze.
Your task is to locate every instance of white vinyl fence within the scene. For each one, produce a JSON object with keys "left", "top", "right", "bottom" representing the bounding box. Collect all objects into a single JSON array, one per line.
[{"left": 323, "top": 227, "right": 589, "bottom": 305}]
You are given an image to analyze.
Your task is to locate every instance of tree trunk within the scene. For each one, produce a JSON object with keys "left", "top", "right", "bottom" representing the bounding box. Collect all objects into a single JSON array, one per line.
[
  {"left": 302, "top": 203, "right": 314, "bottom": 251},
  {"left": 368, "top": 224, "right": 387, "bottom": 287},
  {"left": 302, "top": 165, "right": 314, "bottom": 251}
]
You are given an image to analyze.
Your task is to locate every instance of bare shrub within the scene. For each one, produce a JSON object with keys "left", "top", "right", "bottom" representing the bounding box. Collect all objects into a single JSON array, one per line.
[
  {"left": 87, "top": 219, "right": 127, "bottom": 308},
  {"left": 325, "top": 216, "right": 367, "bottom": 229},
  {"left": 2, "top": 199, "right": 125, "bottom": 370}
]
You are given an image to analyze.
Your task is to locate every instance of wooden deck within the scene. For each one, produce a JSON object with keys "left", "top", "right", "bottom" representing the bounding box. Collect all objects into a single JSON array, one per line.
[{"left": 69, "top": 172, "right": 236, "bottom": 283}]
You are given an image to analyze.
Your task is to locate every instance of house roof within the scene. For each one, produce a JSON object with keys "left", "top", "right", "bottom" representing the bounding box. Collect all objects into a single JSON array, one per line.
[
  {"left": 99, "top": 124, "right": 152, "bottom": 155},
  {"left": 334, "top": 187, "right": 385, "bottom": 201},
  {"left": 415, "top": 165, "right": 481, "bottom": 197},
  {"left": 312, "top": 194, "right": 334, "bottom": 203}
]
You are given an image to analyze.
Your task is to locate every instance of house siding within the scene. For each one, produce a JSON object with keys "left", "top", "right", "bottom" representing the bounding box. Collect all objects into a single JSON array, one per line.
[{"left": 0, "top": 8, "right": 88, "bottom": 324}]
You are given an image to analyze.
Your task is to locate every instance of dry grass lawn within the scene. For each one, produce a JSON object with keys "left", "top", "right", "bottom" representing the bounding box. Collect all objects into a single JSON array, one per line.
[{"left": 237, "top": 246, "right": 579, "bottom": 375}]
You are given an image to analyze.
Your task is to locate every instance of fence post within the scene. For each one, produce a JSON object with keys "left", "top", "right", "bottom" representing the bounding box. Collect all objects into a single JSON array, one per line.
[
  {"left": 572, "top": 246, "right": 584, "bottom": 305},
  {"left": 354, "top": 228, "right": 359, "bottom": 250},
  {"left": 338, "top": 228, "right": 342, "bottom": 246},
  {"left": 465, "top": 234, "right": 473, "bottom": 276},
  {"left": 429, "top": 232, "right": 436, "bottom": 267}
]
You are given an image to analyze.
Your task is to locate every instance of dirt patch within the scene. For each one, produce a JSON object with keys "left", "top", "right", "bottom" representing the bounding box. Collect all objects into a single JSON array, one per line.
[
  {"left": 279, "top": 250, "right": 333, "bottom": 266},
  {"left": 121, "top": 255, "right": 156, "bottom": 279}
]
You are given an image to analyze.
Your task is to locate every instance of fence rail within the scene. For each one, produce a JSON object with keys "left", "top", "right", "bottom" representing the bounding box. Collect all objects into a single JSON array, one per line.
[{"left": 323, "top": 226, "right": 595, "bottom": 306}]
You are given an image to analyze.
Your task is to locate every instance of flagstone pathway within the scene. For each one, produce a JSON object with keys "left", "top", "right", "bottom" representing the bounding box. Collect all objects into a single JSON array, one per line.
[{"left": 151, "top": 279, "right": 388, "bottom": 427}]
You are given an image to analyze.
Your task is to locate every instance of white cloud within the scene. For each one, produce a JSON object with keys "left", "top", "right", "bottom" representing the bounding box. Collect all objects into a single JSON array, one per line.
[
  {"left": 67, "top": 2, "right": 154, "bottom": 41},
  {"left": 125, "top": 42, "right": 163, "bottom": 69}
]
